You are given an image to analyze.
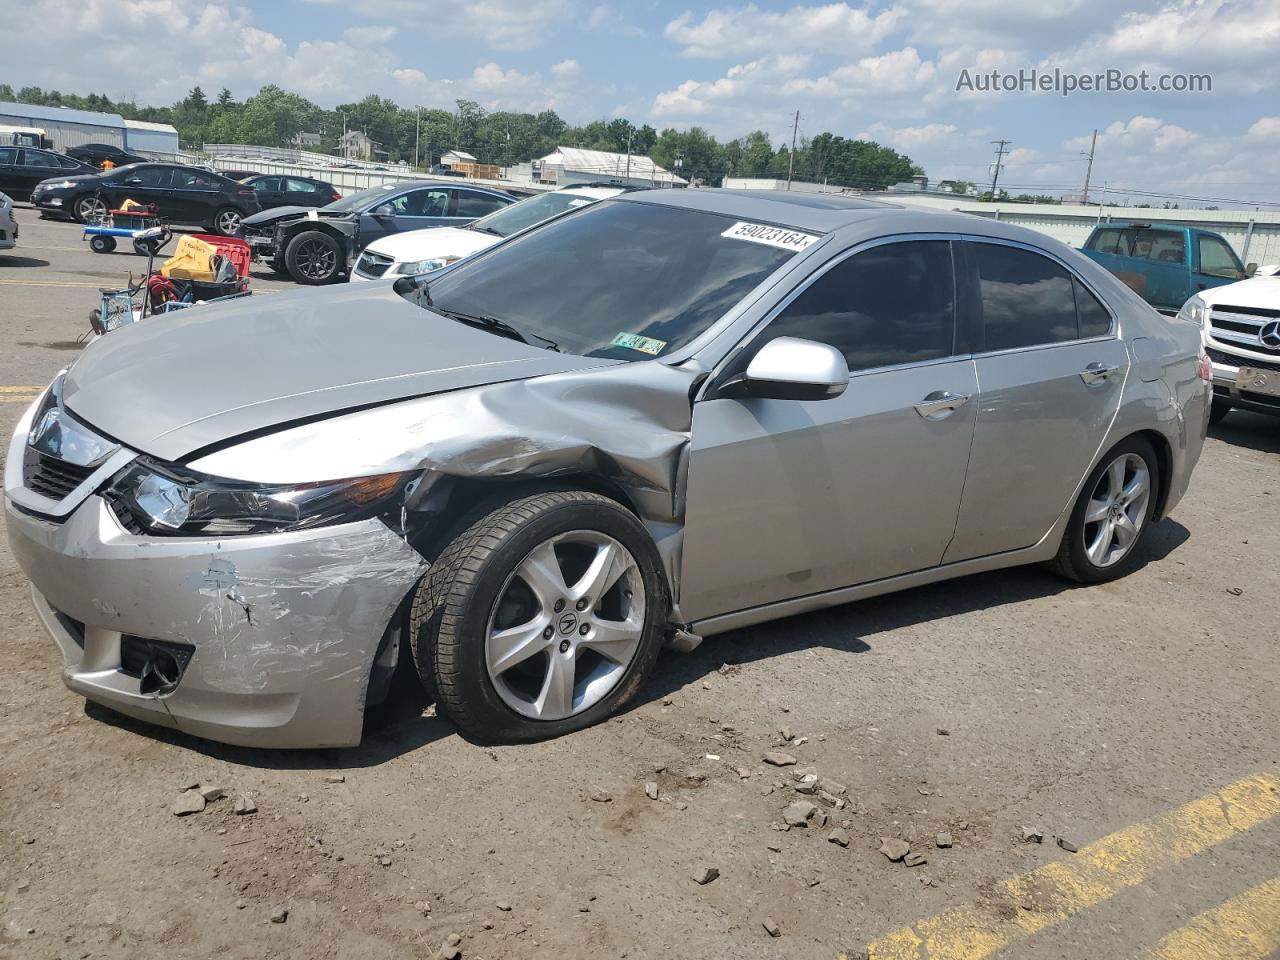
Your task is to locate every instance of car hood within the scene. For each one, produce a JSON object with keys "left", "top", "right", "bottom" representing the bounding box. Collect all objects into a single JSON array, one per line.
[
  {"left": 38, "top": 173, "right": 100, "bottom": 187},
  {"left": 63, "top": 283, "right": 612, "bottom": 462},
  {"left": 1199, "top": 275, "right": 1280, "bottom": 309},
  {"left": 241, "top": 205, "right": 353, "bottom": 228},
  {"left": 364, "top": 226, "right": 497, "bottom": 262}
]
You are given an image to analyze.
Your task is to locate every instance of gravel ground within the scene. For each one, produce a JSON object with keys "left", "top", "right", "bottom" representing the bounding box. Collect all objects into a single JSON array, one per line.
[{"left": 1, "top": 208, "right": 1277, "bottom": 960}]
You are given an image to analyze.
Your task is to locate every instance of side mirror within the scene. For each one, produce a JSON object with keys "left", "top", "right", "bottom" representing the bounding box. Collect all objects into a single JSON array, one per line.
[
  {"left": 371, "top": 203, "right": 395, "bottom": 217},
  {"left": 1246, "top": 262, "right": 1258, "bottom": 277},
  {"left": 718, "top": 336, "right": 849, "bottom": 402}
]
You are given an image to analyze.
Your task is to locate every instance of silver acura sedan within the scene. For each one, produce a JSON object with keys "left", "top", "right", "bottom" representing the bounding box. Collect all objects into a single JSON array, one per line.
[{"left": 6, "top": 190, "right": 1210, "bottom": 748}]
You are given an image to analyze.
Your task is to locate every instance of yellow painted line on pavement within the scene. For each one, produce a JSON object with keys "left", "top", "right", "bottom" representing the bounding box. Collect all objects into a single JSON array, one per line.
[
  {"left": 0, "top": 278, "right": 108, "bottom": 288},
  {"left": 866, "top": 772, "right": 1280, "bottom": 960},
  {"left": 1143, "top": 876, "right": 1280, "bottom": 959},
  {"left": 0, "top": 386, "right": 45, "bottom": 392}
]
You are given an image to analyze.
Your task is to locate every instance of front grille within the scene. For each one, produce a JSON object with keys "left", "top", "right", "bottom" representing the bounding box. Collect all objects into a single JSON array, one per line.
[
  {"left": 108, "top": 494, "right": 147, "bottom": 534},
  {"left": 1206, "top": 347, "right": 1280, "bottom": 374},
  {"left": 1208, "top": 304, "right": 1280, "bottom": 354},
  {"left": 119, "top": 636, "right": 195, "bottom": 695},
  {"left": 23, "top": 449, "right": 96, "bottom": 500},
  {"left": 355, "top": 251, "right": 392, "bottom": 278}
]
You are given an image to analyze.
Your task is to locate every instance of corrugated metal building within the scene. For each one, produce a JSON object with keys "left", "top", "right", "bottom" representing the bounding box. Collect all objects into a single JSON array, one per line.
[
  {"left": 0, "top": 101, "right": 126, "bottom": 150},
  {"left": 534, "top": 147, "right": 686, "bottom": 188}
]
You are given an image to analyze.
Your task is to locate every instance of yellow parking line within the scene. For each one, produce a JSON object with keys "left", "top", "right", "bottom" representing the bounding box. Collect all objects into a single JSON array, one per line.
[
  {"left": 1, "top": 397, "right": 40, "bottom": 403},
  {"left": 1143, "top": 876, "right": 1280, "bottom": 959},
  {"left": 866, "top": 773, "right": 1280, "bottom": 960},
  {"left": 0, "top": 278, "right": 109, "bottom": 288},
  {"left": 0, "top": 386, "right": 45, "bottom": 392}
]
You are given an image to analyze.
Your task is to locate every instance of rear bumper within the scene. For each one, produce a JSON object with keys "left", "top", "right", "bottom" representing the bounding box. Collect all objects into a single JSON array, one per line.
[{"left": 7, "top": 495, "right": 426, "bottom": 748}]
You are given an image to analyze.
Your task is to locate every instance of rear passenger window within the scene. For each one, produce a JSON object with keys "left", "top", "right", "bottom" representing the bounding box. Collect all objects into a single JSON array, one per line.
[
  {"left": 454, "top": 192, "right": 508, "bottom": 218},
  {"left": 0, "top": 147, "right": 16, "bottom": 165},
  {"left": 762, "top": 240, "right": 955, "bottom": 372},
  {"left": 1073, "top": 277, "right": 1112, "bottom": 338},
  {"left": 975, "top": 244, "right": 1076, "bottom": 350}
]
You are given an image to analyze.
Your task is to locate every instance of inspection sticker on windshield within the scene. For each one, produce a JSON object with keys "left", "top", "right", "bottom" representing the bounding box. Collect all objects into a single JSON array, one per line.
[
  {"left": 611, "top": 332, "right": 667, "bottom": 355},
  {"left": 721, "top": 221, "right": 819, "bottom": 252}
]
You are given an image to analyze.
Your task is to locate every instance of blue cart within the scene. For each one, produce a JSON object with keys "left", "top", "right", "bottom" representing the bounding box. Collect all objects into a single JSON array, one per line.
[{"left": 83, "top": 207, "right": 173, "bottom": 257}]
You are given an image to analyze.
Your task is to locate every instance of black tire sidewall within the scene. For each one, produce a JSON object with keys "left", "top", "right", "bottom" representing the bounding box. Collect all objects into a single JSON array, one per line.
[
  {"left": 1065, "top": 436, "right": 1160, "bottom": 584},
  {"left": 435, "top": 495, "right": 667, "bottom": 742},
  {"left": 285, "top": 230, "right": 341, "bottom": 284}
]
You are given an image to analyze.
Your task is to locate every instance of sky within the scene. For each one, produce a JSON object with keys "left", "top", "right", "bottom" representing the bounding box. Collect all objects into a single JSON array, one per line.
[{"left": 5, "top": 0, "right": 1280, "bottom": 205}]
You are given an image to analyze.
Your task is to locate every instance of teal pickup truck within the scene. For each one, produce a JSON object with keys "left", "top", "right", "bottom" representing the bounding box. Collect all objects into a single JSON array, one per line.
[{"left": 1079, "top": 222, "right": 1252, "bottom": 313}]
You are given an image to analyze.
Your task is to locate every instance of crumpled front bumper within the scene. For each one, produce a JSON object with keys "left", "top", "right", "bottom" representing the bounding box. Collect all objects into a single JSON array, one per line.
[{"left": 7, "top": 495, "right": 426, "bottom": 748}]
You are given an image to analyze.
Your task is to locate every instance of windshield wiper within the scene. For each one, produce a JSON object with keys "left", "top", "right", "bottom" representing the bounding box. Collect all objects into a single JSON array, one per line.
[
  {"left": 435, "top": 306, "right": 560, "bottom": 351},
  {"left": 469, "top": 225, "right": 504, "bottom": 237}
]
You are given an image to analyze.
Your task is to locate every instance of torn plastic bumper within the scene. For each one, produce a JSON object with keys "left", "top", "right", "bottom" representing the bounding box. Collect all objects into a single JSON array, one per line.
[{"left": 7, "top": 495, "right": 425, "bottom": 748}]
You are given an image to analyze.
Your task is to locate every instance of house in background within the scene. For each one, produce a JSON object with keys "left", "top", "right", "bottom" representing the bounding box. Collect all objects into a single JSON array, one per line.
[{"left": 339, "top": 130, "right": 381, "bottom": 161}]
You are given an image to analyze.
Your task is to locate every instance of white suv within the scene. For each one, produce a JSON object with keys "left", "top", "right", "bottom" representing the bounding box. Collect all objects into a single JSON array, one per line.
[
  {"left": 1179, "top": 269, "right": 1280, "bottom": 423},
  {"left": 0, "top": 192, "right": 17, "bottom": 250},
  {"left": 351, "top": 184, "right": 625, "bottom": 281}
]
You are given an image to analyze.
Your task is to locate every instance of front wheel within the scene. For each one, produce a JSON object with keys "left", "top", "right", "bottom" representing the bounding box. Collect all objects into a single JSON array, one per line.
[
  {"left": 410, "top": 489, "right": 668, "bottom": 742},
  {"left": 74, "top": 194, "right": 107, "bottom": 223},
  {"left": 1051, "top": 436, "right": 1159, "bottom": 584},
  {"left": 285, "top": 230, "right": 342, "bottom": 284}
]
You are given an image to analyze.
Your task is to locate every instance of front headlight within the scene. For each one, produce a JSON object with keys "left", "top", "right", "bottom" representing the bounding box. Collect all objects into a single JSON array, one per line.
[
  {"left": 105, "top": 457, "right": 413, "bottom": 536},
  {"left": 45, "top": 180, "right": 76, "bottom": 190},
  {"left": 395, "top": 256, "right": 459, "bottom": 275},
  {"left": 1176, "top": 295, "right": 1207, "bottom": 327}
]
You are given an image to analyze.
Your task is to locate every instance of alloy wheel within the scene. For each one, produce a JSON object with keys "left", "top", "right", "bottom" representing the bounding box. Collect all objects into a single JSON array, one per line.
[
  {"left": 485, "top": 531, "right": 646, "bottom": 722},
  {"left": 1083, "top": 452, "right": 1151, "bottom": 568},
  {"left": 215, "top": 209, "right": 242, "bottom": 235},
  {"left": 296, "top": 239, "right": 336, "bottom": 280},
  {"left": 77, "top": 196, "right": 107, "bottom": 222}
]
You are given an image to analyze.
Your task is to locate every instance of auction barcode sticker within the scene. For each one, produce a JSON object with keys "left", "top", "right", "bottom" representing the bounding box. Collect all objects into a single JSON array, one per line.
[{"left": 721, "top": 221, "right": 820, "bottom": 252}]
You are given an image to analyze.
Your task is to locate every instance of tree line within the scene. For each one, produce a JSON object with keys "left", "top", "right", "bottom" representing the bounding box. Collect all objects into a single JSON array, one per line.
[{"left": 0, "top": 82, "right": 922, "bottom": 190}]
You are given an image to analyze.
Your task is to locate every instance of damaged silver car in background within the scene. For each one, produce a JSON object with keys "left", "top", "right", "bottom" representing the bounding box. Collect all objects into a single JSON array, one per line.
[{"left": 6, "top": 189, "right": 1210, "bottom": 748}]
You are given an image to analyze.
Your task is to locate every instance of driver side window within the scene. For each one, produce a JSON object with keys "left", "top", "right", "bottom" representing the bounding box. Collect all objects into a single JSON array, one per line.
[
  {"left": 1198, "top": 236, "right": 1244, "bottom": 279},
  {"left": 392, "top": 188, "right": 449, "bottom": 217},
  {"left": 757, "top": 240, "right": 956, "bottom": 373}
]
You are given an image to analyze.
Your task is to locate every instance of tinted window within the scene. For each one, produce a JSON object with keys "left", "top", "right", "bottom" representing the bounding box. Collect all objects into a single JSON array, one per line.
[
  {"left": 21, "top": 150, "right": 57, "bottom": 167},
  {"left": 0, "top": 147, "right": 17, "bottom": 165},
  {"left": 1073, "top": 276, "right": 1112, "bottom": 338},
  {"left": 118, "top": 167, "right": 172, "bottom": 188},
  {"left": 173, "top": 170, "right": 220, "bottom": 189},
  {"left": 760, "top": 240, "right": 955, "bottom": 372},
  {"left": 1198, "top": 235, "right": 1244, "bottom": 279},
  {"left": 1088, "top": 227, "right": 1184, "bottom": 263},
  {"left": 975, "top": 244, "right": 1077, "bottom": 350},
  {"left": 454, "top": 191, "right": 508, "bottom": 218},
  {"left": 390, "top": 188, "right": 449, "bottom": 216},
  {"left": 57, "top": 154, "right": 81, "bottom": 169},
  {"left": 416, "top": 200, "right": 799, "bottom": 360},
  {"left": 473, "top": 190, "right": 600, "bottom": 238},
  {"left": 250, "top": 177, "right": 280, "bottom": 191},
  {"left": 285, "top": 178, "right": 317, "bottom": 192}
]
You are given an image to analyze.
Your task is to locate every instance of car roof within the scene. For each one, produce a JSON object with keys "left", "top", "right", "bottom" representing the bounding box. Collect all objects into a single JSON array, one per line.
[{"left": 621, "top": 188, "right": 902, "bottom": 232}]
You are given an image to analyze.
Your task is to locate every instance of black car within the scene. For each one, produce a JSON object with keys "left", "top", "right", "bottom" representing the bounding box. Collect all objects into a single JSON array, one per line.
[
  {"left": 242, "top": 174, "right": 341, "bottom": 211},
  {"left": 240, "top": 179, "right": 518, "bottom": 284},
  {"left": 0, "top": 145, "right": 97, "bottom": 201},
  {"left": 66, "top": 142, "right": 148, "bottom": 168},
  {"left": 31, "top": 162, "right": 261, "bottom": 235}
]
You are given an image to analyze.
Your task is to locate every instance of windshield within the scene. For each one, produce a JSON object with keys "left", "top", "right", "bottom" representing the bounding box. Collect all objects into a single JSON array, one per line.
[
  {"left": 407, "top": 199, "right": 810, "bottom": 360},
  {"left": 472, "top": 190, "right": 605, "bottom": 238},
  {"left": 324, "top": 182, "right": 401, "bottom": 212}
]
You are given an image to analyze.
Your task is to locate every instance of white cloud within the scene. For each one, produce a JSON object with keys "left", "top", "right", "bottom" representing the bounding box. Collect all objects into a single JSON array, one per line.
[
  {"left": 586, "top": 4, "right": 648, "bottom": 37},
  {"left": 304, "top": 0, "right": 572, "bottom": 49},
  {"left": 785, "top": 47, "right": 937, "bottom": 97},
  {"left": 551, "top": 59, "right": 582, "bottom": 81},
  {"left": 652, "top": 55, "right": 811, "bottom": 118},
  {"left": 664, "top": 3, "right": 904, "bottom": 58},
  {"left": 858, "top": 122, "right": 959, "bottom": 149},
  {"left": 342, "top": 24, "right": 396, "bottom": 46},
  {"left": 1104, "top": 0, "right": 1280, "bottom": 62},
  {"left": 1247, "top": 117, "right": 1280, "bottom": 141}
]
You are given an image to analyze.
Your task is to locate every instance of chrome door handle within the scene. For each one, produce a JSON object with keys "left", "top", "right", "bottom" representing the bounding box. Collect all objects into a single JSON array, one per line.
[
  {"left": 914, "top": 391, "right": 971, "bottom": 419},
  {"left": 1080, "top": 362, "right": 1121, "bottom": 384}
]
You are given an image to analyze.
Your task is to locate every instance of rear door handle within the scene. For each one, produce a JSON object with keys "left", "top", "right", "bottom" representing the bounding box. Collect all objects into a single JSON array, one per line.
[
  {"left": 1080, "top": 362, "right": 1121, "bottom": 385},
  {"left": 914, "top": 391, "right": 970, "bottom": 419}
]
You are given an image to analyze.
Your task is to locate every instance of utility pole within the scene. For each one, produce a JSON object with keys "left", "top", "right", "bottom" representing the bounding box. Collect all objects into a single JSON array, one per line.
[
  {"left": 1080, "top": 128, "right": 1097, "bottom": 204},
  {"left": 625, "top": 127, "right": 633, "bottom": 182},
  {"left": 988, "top": 139, "right": 1011, "bottom": 198},
  {"left": 786, "top": 110, "right": 800, "bottom": 190},
  {"left": 414, "top": 106, "right": 421, "bottom": 170}
]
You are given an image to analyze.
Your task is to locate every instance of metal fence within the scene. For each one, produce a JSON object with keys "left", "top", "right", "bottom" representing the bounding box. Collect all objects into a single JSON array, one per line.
[{"left": 203, "top": 155, "right": 550, "bottom": 195}]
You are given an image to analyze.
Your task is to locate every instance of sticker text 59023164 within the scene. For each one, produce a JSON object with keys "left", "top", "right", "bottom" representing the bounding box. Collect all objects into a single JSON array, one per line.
[{"left": 721, "top": 221, "right": 820, "bottom": 252}]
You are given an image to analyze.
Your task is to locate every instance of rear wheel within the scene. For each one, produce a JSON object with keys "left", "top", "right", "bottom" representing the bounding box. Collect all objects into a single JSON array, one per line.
[
  {"left": 285, "top": 230, "right": 342, "bottom": 284},
  {"left": 88, "top": 235, "right": 116, "bottom": 254},
  {"left": 410, "top": 489, "right": 668, "bottom": 742},
  {"left": 1208, "top": 397, "right": 1232, "bottom": 425},
  {"left": 74, "top": 194, "right": 107, "bottom": 223},
  {"left": 1052, "top": 436, "right": 1159, "bottom": 584},
  {"left": 211, "top": 207, "right": 243, "bottom": 236}
]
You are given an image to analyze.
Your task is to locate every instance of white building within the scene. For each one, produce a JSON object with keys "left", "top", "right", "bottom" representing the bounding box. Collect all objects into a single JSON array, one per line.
[
  {"left": 0, "top": 102, "right": 178, "bottom": 155},
  {"left": 122, "top": 118, "right": 180, "bottom": 157},
  {"left": 440, "top": 149, "right": 477, "bottom": 169},
  {"left": 339, "top": 130, "right": 381, "bottom": 161},
  {"left": 534, "top": 146, "right": 685, "bottom": 188}
]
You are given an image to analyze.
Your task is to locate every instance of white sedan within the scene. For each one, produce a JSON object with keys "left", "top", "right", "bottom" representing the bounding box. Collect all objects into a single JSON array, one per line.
[{"left": 350, "top": 184, "right": 625, "bottom": 281}]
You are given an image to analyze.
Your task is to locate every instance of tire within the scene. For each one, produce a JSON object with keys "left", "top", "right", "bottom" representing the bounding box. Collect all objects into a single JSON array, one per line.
[
  {"left": 211, "top": 207, "right": 244, "bottom": 236},
  {"left": 410, "top": 489, "right": 669, "bottom": 743},
  {"left": 1208, "top": 397, "right": 1232, "bottom": 425},
  {"left": 1051, "top": 435, "right": 1160, "bottom": 584},
  {"left": 133, "top": 237, "right": 162, "bottom": 257},
  {"left": 285, "top": 230, "right": 342, "bottom": 285},
  {"left": 74, "top": 194, "right": 107, "bottom": 223},
  {"left": 89, "top": 235, "right": 116, "bottom": 254}
]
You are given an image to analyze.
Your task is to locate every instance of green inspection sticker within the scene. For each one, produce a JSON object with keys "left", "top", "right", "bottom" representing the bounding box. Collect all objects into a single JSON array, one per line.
[{"left": 610, "top": 332, "right": 668, "bottom": 356}]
